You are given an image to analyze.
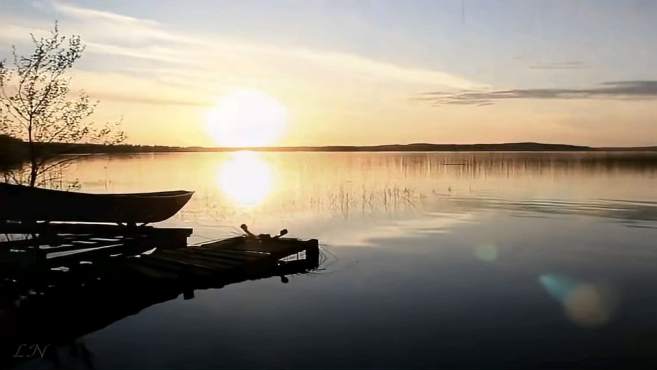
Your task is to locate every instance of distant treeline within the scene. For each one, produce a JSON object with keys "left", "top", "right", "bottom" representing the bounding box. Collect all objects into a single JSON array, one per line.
[
  {"left": 290, "top": 142, "right": 594, "bottom": 152},
  {"left": 2, "top": 135, "right": 656, "bottom": 166}
]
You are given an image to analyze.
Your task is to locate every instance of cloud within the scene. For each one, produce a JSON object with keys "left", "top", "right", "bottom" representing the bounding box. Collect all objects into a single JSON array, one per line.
[
  {"left": 1, "top": 0, "right": 484, "bottom": 113},
  {"left": 49, "top": 0, "right": 199, "bottom": 45},
  {"left": 93, "top": 93, "right": 210, "bottom": 107},
  {"left": 85, "top": 41, "right": 187, "bottom": 64},
  {"left": 42, "top": 1, "right": 479, "bottom": 90},
  {"left": 529, "top": 61, "right": 588, "bottom": 70},
  {"left": 420, "top": 81, "right": 657, "bottom": 106},
  {"left": 0, "top": 24, "right": 45, "bottom": 43},
  {"left": 51, "top": 0, "right": 158, "bottom": 27}
]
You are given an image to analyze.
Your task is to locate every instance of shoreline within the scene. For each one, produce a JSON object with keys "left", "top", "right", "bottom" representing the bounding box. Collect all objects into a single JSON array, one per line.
[{"left": 1, "top": 135, "right": 656, "bottom": 167}]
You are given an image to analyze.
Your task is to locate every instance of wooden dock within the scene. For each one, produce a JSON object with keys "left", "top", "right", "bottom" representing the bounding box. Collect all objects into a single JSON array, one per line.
[
  {"left": 121, "top": 236, "right": 319, "bottom": 289},
  {"left": 0, "top": 222, "right": 320, "bottom": 348}
]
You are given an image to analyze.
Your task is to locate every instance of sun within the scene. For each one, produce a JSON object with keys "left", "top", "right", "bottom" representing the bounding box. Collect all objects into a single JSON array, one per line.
[{"left": 206, "top": 89, "right": 287, "bottom": 147}]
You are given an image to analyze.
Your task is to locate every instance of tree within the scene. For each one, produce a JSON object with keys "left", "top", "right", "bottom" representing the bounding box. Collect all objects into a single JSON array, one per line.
[{"left": 0, "top": 23, "right": 124, "bottom": 187}]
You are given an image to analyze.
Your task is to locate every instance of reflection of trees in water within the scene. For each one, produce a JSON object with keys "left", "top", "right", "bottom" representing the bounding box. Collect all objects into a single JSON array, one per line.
[{"left": 379, "top": 152, "right": 657, "bottom": 178}]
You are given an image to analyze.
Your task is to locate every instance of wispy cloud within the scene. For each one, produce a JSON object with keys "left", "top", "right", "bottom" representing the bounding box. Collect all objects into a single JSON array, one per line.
[
  {"left": 51, "top": 0, "right": 158, "bottom": 27},
  {"left": 49, "top": 0, "right": 200, "bottom": 46},
  {"left": 0, "top": 0, "right": 485, "bottom": 108},
  {"left": 85, "top": 41, "right": 187, "bottom": 64},
  {"left": 420, "top": 81, "right": 657, "bottom": 106},
  {"left": 529, "top": 61, "right": 588, "bottom": 70}
]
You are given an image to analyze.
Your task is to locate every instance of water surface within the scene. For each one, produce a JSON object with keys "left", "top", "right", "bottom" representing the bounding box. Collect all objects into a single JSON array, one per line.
[{"left": 15, "top": 151, "right": 657, "bottom": 369}]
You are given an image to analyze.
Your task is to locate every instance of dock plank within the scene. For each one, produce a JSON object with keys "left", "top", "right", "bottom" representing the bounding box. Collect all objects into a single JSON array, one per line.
[
  {"left": 185, "top": 248, "right": 267, "bottom": 262},
  {"left": 155, "top": 250, "right": 246, "bottom": 270}
]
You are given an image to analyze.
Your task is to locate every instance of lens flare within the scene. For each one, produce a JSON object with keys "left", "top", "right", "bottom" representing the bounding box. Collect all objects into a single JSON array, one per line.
[
  {"left": 539, "top": 274, "right": 618, "bottom": 328},
  {"left": 474, "top": 244, "right": 498, "bottom": 262}
]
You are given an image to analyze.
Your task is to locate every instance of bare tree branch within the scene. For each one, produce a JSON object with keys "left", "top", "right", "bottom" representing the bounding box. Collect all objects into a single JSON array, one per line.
[{"left": 0, "top": 22, "right": 125, "bottom": 187}]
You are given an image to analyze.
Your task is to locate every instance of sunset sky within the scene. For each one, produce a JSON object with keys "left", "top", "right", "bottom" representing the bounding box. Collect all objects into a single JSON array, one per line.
[{"left": 1, "top": 0, "right": 656, "bottom": 147}]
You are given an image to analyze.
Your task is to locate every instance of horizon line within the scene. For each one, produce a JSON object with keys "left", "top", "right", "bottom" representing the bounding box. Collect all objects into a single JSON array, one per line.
[{"left": 2, "top": 135, "right": 656, "bottom": 151}]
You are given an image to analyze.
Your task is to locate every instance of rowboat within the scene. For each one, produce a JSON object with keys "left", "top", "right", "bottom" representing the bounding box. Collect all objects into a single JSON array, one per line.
[{"left": 0, "top": 183, "right": 193, "bottom": 224}]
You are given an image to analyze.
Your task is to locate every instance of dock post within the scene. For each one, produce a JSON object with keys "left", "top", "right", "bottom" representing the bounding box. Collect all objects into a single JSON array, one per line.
[
  {"left": 151, "top": 228, "right": 193, "bottom": 249},
  {"left": 306, "top": 239, "right": 320, "bottom": 268}
]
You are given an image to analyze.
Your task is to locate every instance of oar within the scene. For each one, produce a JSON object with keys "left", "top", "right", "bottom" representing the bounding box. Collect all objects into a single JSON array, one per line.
[
  {"left": 240, "top": 224, "right": 257, "bottom": 239},
  {"left": 273, "top": 229, "right": 288, "bottom": 239}
]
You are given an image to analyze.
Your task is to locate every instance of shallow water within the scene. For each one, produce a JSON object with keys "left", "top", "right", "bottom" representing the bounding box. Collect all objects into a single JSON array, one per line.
[{"left": 12, "top": 151, "right": 657, "bottom": 369}]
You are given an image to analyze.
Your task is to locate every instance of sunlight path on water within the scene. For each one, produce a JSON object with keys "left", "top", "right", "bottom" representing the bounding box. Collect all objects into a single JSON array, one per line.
[{"left": 216, "top": 151, "right": 275, "bottom": 208}]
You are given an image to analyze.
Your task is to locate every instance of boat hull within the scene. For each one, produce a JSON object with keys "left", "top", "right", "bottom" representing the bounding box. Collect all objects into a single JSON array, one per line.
[{"left": 0, "top": 183, "right": 193, "bottom": 224}]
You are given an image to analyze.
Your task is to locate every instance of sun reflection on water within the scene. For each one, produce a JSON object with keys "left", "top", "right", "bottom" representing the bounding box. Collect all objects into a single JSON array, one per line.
[{"left": 217, "top": 151, "right": 274, "bottom": 208}]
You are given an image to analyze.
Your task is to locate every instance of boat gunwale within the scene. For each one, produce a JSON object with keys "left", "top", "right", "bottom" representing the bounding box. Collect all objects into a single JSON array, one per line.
[{"left": 0, "top": 183, "right": 193, "bottom": 199}]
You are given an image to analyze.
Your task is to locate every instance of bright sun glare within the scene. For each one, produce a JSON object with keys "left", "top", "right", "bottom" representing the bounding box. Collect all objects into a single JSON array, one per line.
[
  {"left": 217, "top": 151, "right": 273, "bottom": 207},
  {"left": 206, "top": 89, "right": 287, "bottom": 147}
]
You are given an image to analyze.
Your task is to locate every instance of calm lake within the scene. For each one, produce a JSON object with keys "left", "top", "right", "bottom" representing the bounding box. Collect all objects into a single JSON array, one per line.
[{"left": 13, "top": 151, "right": 657, "bottom": 369}]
